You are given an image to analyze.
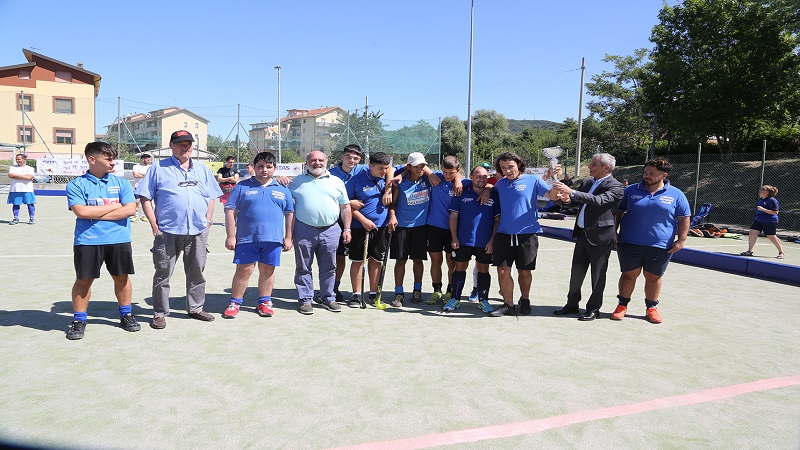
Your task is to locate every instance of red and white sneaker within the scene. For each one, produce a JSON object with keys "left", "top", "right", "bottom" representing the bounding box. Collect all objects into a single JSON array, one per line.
[
  {"left": 257, "top": 301, "right": 274, "bottom": 317},
  {"left": 222, "top": 302, "right": 240, "bottom": 319}
]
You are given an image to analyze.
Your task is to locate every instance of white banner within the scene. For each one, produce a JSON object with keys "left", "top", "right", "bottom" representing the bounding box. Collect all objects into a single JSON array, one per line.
[
  {"left": 36, "top": 158, "right": 124, "bottom": 177},
  {"left": 275, "top": 163, "right": 304, "bottom": 177}
]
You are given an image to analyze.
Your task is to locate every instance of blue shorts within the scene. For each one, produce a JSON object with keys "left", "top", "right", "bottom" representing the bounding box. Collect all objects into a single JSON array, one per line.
[
  {"left": 617, "top": 243, "right": 672, "bottom": 276},
  {"left": 750, "top": 221, "right": 777, "bottom": 236},
  {"left": 7, "top": 192, "right": 36, "bottom": 205},
  {"left": 233, "top": 242, "right": 282, "bottom": 266}
]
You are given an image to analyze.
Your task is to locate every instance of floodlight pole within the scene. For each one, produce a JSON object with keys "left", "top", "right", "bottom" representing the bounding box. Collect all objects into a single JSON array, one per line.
[
  {"left": 275, "top": 65, "right": 281, "bottom": 163},
  {"left": 465, "top": 0, "right": 475, "bottom": 171},
  {"left": 574, "top": 57, "right": 585, "bottom": 177}
]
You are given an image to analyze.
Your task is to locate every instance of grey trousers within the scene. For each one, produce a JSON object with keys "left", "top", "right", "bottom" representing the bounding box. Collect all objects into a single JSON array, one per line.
[
  {"left": 151, "top": 228, "right": 210, "bottom": 315},
  {"left": 293, "top": 221, "right": 340, "bottom": 304}
]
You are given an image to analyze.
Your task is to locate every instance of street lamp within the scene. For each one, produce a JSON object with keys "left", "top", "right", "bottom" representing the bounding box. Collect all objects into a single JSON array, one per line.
[
  {"left": 274, "top": 65, "right": 282, "bottom": 164},
  {"left": 643, "top": 112, "right": 658, "bottom": 163}
]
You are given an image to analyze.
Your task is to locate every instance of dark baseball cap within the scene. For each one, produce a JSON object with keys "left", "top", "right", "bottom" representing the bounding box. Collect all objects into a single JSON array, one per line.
[{"left": 170, "top": 130, "right": 194, "bottom": 144}]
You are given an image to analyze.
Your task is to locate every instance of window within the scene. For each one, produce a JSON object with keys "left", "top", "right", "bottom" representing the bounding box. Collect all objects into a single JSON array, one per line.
[
  {"left": 54, "top": 129, "right": 75, "bottom": 144},
  {"left": 17, "top": 93, "right": 33, "bottom": 111},
  {"left": 54, "top": 97, "right": 74, "bottom": 114},
  {"left": 55, "top": 71, "right": 72, "bottom": 83},
  {"left": 184, "top": 122, "right": 188, "bottom": 128},
  {"left": 18, "top": 126, "right": 34, "bottom": 143},
  {"left": 195, "top": 122, "right": 198, "bottom": 129},
  {"left": 18, "top": 70, "right": 30, "bottom": 79}
]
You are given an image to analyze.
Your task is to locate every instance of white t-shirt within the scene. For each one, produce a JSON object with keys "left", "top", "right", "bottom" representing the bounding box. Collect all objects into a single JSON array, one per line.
[
  {"left": 132, "top": 163, "right": 151, "bottom": 187},
  {"left": 9, "top": 165, "right": 34, "bottom": 193}
]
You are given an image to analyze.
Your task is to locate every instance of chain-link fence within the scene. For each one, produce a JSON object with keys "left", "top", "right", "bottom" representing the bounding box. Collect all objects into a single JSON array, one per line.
[{"left": 613, "top": 151, "right": 800, "bottom": 234}]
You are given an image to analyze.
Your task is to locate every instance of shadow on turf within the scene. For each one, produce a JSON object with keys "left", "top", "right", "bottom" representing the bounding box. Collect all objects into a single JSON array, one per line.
[{"left": 0, "top": 301, "right": 151, "bottom": 332}]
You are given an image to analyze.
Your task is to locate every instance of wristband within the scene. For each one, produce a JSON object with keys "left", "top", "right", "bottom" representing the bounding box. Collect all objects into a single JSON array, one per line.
[{"left": 343, "top": 228, "right": 351, "bottom": 232}]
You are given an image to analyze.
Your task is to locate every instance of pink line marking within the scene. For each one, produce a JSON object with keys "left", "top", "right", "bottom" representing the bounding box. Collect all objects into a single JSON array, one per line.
[{"left": 331, "top": 375, "right": 800, "bottom": 450}]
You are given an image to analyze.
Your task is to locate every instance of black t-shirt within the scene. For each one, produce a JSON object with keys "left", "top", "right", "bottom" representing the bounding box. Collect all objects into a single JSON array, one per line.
[{"left": 217, "top": 166, "right": 240, "bottom": 184}]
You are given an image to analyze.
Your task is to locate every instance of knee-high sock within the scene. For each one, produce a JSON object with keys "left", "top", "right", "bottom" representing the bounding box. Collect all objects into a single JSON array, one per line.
[
  {"left": 27, "top": 204, "right": 35, "bottom": 219},
  {"left": 451, "top": 270, "right": 467, "bottom": 300},
  {"left": 477, "top": 271, "right": 491, "bottom": 301},
  {"left": 12, "top": 205, "right": 20, "bottom": 220}
]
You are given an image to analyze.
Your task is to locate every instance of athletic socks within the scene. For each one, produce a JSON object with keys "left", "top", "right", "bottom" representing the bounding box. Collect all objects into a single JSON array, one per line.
[
  {"left": 451, "top": 270, "right": 467, "bottom": 300},
  {"left": 231, "top": 297, "right": 244, "bottom": 305},
  {"left": 413, "top": 281, "right": 422, "bottom": 291},
  {"left": 477, "top": 272, "right": 491, "bottom": 300},
  {"left": 432, "top": 282, "right": 442, "bottom": 293},
  {"left": 27, "top": 204, "right": 35, "bottom": 219},
  {"left": 395, "top": 286, "right": 404, "bottom": 294},
  {"left": 12, "top": 205, "right": 20, "bottom": 220},
  {"left": 118, "top": 305, "right": 132, "bottom": 317},
  {"left": 446, "top": 283, "right": 452, "bottom": 295},
  {"left": 73, "top": 311, "right": 88, "bottom": 322},
  {"left": 645, "top": 299, "right": 660, "bottom": 309},
  {"left": 258, "top": 296, "right": 271, "bottom": 304},
  {"left": 617, "top": 295, "right": 631, "bottom": 306}
]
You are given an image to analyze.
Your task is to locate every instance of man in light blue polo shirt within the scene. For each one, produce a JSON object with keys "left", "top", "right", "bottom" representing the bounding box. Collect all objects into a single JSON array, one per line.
[
  {"left": 288, "top": 150, "right": 352, "bottom": 314},
  {"left": 135, "top": 130, "right": 223, "bottom": 329},
  {"left": 612, "top": 157, "right": 690, "bottom": 324}
]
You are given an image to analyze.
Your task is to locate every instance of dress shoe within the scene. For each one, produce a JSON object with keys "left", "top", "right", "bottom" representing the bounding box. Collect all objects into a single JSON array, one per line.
[
  {"left": 553, "top": 305, "right": 580, "bottom": 316},
  {"left": 151, "top": 315, "right": 166, "bottom": 329},
  {"left": 188, "top": 311, "right": 215, "bottom": 322},
  {"left": 578, "top": 309, "right": 600, "bottom": 321}
]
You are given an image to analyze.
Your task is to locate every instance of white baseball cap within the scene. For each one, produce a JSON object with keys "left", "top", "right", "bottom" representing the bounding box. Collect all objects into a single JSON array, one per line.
[{"left": 407, "top": 152, "right": 426, "bottom": 166}]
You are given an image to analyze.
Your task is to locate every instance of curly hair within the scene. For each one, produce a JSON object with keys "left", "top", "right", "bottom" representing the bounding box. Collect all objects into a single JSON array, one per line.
[{"left": 495, "top": 151, "right": 526, "bottom": 174}]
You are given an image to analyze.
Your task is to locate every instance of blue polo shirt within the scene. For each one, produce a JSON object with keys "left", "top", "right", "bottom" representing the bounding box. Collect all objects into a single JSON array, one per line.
[
  {"left": 449, "top": 180, "right": 499, "bottom": 247},
  {"left": 618, "top": 181, "right": 691, "bottom": 249},
  {"left": 288, "top": 171, "right": 348, "bottom": 227},
  {"left": 395, "top": 176, "right": 430, "bottom": 227},
  {"left": 330, "top": 163, "right": 369, "bottom": 186},
  {"left": 67, "top": 172, "right": 135, "bottom": 246},
  {"left": 225, "top": 178, "right": 294, "bottom": 244},
  {"left": 134, "top": 156, "right": 223, "bottom": 235},
  {"left": 494, "top": 174, "right": 550, "bottom": 234},
  {"left": 755, "top": 197, "right": 779, "bottom": 223},
  {"left": 427, "top": 172, "right": 458, "bottom": 230},
  {"left": 346, "top": 170, "right": 388, "bottom": 229}
]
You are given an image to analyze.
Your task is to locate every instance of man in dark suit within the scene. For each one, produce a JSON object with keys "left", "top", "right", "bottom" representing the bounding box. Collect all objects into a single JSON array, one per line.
[{"left": 551, "top": 153, "right": 624, "bottom": 321}]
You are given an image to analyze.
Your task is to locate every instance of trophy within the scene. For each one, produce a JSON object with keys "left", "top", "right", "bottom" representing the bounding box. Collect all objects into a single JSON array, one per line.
[{"left": 541, "top": 146, "right": 563, "bottom": 183}]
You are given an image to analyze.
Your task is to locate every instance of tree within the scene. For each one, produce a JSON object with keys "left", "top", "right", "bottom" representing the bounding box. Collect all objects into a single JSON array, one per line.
[
  {"left": 470, "top": 109, "right": 510, "bottom": 164},
  {"left": 644, "top": 0, "right": 800, "bottom": 155},
  {"left": 440, "top": 116, "right": 467, "bottom": 159},
  {"left": 585, "top": 49, "right": 654, "bottom": 163}
]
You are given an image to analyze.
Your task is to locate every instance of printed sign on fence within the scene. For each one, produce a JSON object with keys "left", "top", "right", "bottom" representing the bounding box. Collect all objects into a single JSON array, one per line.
[
  {"left": 275, "top": 163, "right": 304, "bottom": 177},
  {"left": 36, "top": 158, "right": 125, "bottom": 176}
]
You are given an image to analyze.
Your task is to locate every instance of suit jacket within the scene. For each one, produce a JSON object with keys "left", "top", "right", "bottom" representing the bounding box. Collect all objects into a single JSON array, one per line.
[{"left": 570, "top": 176, "right": 624, "bottom": 246}]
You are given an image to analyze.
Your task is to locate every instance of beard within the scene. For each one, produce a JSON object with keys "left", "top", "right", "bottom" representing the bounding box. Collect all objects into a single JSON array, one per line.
[{"left": 308, "top": 167, "right": 325, "bottom": 177}]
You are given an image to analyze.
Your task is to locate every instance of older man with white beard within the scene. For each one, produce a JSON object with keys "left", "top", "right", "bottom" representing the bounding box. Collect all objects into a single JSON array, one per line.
[{"left": 288, "top": 151, "right": 353, "bottom": 315}]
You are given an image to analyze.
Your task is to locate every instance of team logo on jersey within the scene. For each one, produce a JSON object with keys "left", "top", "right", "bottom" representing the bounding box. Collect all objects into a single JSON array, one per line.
[
  {"left": 108, "top": 185, "right": 120, "bottom": 195},
  {"left": 406, "top": 189, "right": 429, "bottom": 206},
  {"left": 630, "top": 194, "right": 643, "bottom": 200},
  {"left": 245, "top": 190, "right": 258, "bottom": 196},
  {"left": 272, "top": 191, "right": 286, "bottom": 201},
  {"left": 514, "top": 184, "right": 526, "bottom": 191},
  {"left": 660, "top": 195, "right": 675, "bottom": 205}
]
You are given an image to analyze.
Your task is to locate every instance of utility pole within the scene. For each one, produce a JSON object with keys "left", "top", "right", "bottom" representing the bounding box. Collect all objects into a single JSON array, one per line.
[
  {"left": 465, "top": 0, "right": 475, "bottom": 171},
  {"left": 575, "top": 57, "right": 586, "bottom": 177},
  {"left": 364, "top": 96, "right": 369, "bottom": 159},
  {"left": 117, "top": 97, "right": 121, "bottom": 154},
  {"left": 274, "top": 65, "right": 281, "bottom": 163},
  {"left": 236, "top": 103, "right": 241, "bottom": 165}
]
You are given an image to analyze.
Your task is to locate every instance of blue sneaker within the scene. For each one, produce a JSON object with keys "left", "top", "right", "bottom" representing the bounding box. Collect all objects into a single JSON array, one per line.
[
  {"left": 478, "top": 299, "right": 492, "bottom": 314},
  {"left": 468, "top": 288, "right": 479, "bottom": 303},
  {"left": 443, "top": 297, "right": 460, "bottom": 312}
]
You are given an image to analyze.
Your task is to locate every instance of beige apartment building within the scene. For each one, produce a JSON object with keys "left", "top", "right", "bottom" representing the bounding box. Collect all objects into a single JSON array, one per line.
[
  {"left": 106, "top": 107, "right": 209, "bottom": 152},
  {"left": 0, "top": 49, "right": 101, "bottom": 159},
  {"left": 250, "top": 106, "right": 345, "bottom": 157}
]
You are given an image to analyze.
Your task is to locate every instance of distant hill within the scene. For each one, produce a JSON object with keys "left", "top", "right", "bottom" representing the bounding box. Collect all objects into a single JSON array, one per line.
[{"left": 507, "top": 119, "right": 562, "bottom": 134}]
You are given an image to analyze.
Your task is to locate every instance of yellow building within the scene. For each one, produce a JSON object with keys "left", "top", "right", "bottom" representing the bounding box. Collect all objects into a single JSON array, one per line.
[
  {"left": 0, "top": 49, "right": 101, "bottom": 159},
  {"left": 106, "top": 107, "right": 209, "bottom": 153}
]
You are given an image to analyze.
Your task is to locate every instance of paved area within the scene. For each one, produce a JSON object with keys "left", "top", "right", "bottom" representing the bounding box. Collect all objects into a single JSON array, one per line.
[{"left": 1, "top": 196, "right": 798, "bottom": 449}]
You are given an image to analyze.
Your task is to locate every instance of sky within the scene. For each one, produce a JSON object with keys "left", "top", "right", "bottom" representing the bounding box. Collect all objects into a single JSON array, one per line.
[{"left": 0, "top": 0, "right": 677, "bottom": 139}]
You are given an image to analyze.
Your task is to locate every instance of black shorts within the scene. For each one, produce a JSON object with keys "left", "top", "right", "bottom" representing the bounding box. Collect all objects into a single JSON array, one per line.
[
  {"left": 426, "top": 225, "right": 452, "bottom": 253},
  {"left": 73, "top": 243, "right": 135, "bottom": 280},
  {"left": 390, "top": 226, "right": 428, "bottom": 260},
  {"left": 492, "top": 233, "right": 538, "bottom": 270},
  {"left": 451, "top": 245, "right": 493, "bottom": 264},
  {"left": 336, "top": 232, "right": 350, "bottom": 256},
  {"left": 617, "top": 243, "right": 672, "bottom": 276},
  {"left": 750, "top": 220, "right": 778, "bottom": 236},
  {"left": 350, "top": 227, "right": 389, "bottom": 262}
]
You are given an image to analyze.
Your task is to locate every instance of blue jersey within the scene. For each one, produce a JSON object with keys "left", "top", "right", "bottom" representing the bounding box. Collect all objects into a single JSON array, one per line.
[
  {"left": 449, "top": 180, "right": 498, "bottom": 247},
  {"left": 494, "top": 174, "right": 550, "bottom": 234},
  {"left": 330, "top": 163, "right": 369, "bottom": 187},
  {"left": 618, "top": 181, "right": 691, "bottom": 249},
  {"left": 395, "top": 176, "right": 430, "bottom": 227},
  {"left": 67, "top": 172, "right": 135, "bottom": 246},
  {"left": 755, "top": 197, "right": 779, "bottom": 223},
  {"left": 225, "top": 178, "right": 294, "bottom": 244},
  {"left": 427, "top": 172, "right": 458, "bottom": 230},
  {"left": 346, "top": 170, "right": 388, "bottom": 229}
]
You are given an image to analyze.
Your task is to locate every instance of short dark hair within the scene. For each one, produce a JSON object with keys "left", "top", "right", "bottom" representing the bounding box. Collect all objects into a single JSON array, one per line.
[
  {"left": 140, "top": 153, "right": 151, "bottom": 159},
  {"left": 495, "top": 151, "right": 526, "bottom": 174},
  {"left": 441, "top": 156, "right": 460, "bottom": 170},
  {"left": 225, "top": 156, "right": 236, "bottom": 162},
  {"left": 369, "top": 152, "right": 391, "bottom": 166},
  {"left": 342, "top": 144, "right": 362, "bottom": 158},
  {"left": 85, "top": 142, "right": 117, "bottom": 159},
  {"left": 470, "top": 165, "right": 489, "bottom": 176},
  {"left": 15, "top": 153, "right": 27, "bottom": 160},
  {"left": 645, "top": 157, "right": 673, "bottom": 174},
  {"left": 253, "top": 152, "right": 277, "bottom": 166}
]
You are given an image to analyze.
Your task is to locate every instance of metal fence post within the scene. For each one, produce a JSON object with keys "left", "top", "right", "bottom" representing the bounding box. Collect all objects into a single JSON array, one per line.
[{"left": 693, "top": 142, "right": 702, "bottom": 216}]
